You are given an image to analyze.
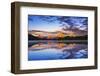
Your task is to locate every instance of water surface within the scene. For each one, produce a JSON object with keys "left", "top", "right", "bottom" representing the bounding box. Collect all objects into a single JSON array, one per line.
[{"left": 28, "top": 40, "right": 88, "bottom": 61}]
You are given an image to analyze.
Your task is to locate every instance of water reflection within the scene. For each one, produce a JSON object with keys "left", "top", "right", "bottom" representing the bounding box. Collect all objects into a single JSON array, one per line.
[{"left": 28, "top": 41, "right": 88, "bottom": 61}]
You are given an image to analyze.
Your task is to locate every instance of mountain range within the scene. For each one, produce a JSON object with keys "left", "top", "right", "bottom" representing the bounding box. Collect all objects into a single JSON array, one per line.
[{"left": 28, "top": 29, "right": 87, "bottom": 39}]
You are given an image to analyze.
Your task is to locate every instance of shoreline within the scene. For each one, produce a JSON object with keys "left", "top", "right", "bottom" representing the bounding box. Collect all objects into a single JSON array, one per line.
[{"left": 28, "top": 40, "right": 87, "bottom": 43}]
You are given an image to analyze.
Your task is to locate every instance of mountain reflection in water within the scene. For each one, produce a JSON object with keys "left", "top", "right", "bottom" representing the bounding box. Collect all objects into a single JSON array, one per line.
[{"left": 28, "top": 41, "right": 88, "bottom": 61}]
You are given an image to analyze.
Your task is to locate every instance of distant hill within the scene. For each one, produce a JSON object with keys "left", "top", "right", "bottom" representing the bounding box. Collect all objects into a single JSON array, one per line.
[
  {"left": 28, "top": 34, "right": 40, "bottom": 40},
  {"left": 28, "top": 33, "right": 87, "bottom": 40},
  {"left": 28, "top": 29, "right": 87, "bottom": 39}
]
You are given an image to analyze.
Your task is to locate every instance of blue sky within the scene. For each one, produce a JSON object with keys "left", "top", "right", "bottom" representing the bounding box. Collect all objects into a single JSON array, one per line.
[{"left": 28, "top": 15, "right": 88, "bottom": 32}]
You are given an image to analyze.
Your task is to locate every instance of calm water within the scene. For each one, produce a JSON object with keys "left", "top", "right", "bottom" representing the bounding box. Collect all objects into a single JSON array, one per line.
[{"left": 28, "top": 40, "right": 88, "bottom": 61}]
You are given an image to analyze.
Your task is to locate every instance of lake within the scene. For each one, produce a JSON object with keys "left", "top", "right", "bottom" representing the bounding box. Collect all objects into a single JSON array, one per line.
[{"left": 28, "top": 40, "right": 88, "bottom": 61}]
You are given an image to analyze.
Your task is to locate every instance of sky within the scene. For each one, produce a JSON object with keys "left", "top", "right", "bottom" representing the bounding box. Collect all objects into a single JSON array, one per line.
[{"left": 28, "top": 15, "right": 88, "bottom": 32}]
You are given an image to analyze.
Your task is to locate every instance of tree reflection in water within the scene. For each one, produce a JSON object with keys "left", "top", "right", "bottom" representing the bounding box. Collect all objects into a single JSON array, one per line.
[{"left": 28, "top": 41, "right": 87, "bottom": 61}]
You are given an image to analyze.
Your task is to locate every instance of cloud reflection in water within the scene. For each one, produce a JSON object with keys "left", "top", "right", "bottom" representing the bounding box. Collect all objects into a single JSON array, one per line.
[{"left": 28, "top": 41, "right": 88, "bottom": 61}]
